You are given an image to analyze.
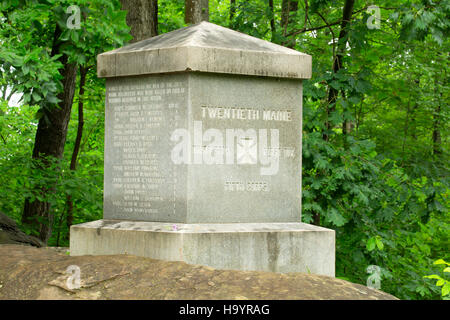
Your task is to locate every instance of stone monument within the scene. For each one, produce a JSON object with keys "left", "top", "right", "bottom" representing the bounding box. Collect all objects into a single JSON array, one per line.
[{"left": 70, "top": 21, "right": 335, "bottom": 276}]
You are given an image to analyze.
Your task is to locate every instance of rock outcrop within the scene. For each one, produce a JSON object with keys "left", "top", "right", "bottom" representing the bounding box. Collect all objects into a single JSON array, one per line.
[
  {"left": 0, "top": 244, "right": 397, "bottom": 300},
  {"left": 0, "top": 212, "right": 44, "bottom": 247}
]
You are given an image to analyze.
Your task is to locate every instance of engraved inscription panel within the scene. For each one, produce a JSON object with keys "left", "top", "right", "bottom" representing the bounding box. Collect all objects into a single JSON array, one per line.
[
  {"left": 104, "top": 74, "right": 187, "bottom": 222},
  {"left": 187, "top": 73, "right": 302, "bottom": 223},
  {"left": 103, "top": 72, "right": 302, "bottom": 223}
]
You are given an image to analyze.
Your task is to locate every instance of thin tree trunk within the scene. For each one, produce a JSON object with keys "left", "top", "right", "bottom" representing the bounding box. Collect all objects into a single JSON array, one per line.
[
  {"left": 314, "top": 0, "right": 355, "bottom": 226},
  {"left": 409, "top": 79, "right": 420, "bottom": 140},
  {"left": 269, "top": 0, "right": 276, "bottom": 41},
  {"left": 341, "top": 90, "right": 353, "bottom": 136},
  {"left": 0, "top": 133, "right": 6, "bottom": 145},
  {"left": 230, "top": 0, "right": 236, "bottom": 22},
  {"left": 432, "top": 104, "right": 442, "bottom": 156},
  {"left": 313, "top": 212, "right": 320, "bottom": 226},
  {"left": 65, "top": 66, "right": 88, "bottom": 236},
  {"left": 120, "top": 0, "right": 158, "bottom": 42},
  {"left": 343, "top": 121, "right": 354, "bottom": 135},
  {"left": 281, "top": 0, "right": 289, "bottom": 32},
  {"left": 185, "top": 0, "right": 209, "bottom": 24},
  {"left": 355, "top": 97, "right": 364, "bottom": 132},
  {"left": 323, "top": 0, "right": 355, "bottom": 142},
  {"left": 21, "top": 25, "right": 78, "bottom": 244},
  {"left": 281, "top": 0, "right": 299, "bottom": 36},
  {"left": 401, "top": 93, "right": 412, "bottom": 162},
  {"left": 432, "top": 73, "right": 443, "bottom": 156}
]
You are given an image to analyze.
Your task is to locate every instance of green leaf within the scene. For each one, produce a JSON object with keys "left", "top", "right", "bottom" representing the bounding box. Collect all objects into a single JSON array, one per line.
[
  {"left": 329, "top": 80, "right": 341, "bottom": 90},
  {"left": 32, "top": 91, "right": 41, "bottom": 102},
  {"left": 375, "top": 238, "right": 384, "bottom": 251},
  {"left": 415, "top": 17, "right": 426, "bottom": 31},
  {"left": 436, "top": 279, "right": 445, "bottom": 287},
  {"left": 329, "top": 111, "right": 342, "bottom": 126},
  {"left": 46, "top": 94, "right": 60, "bottom": 104},
  {"left": 366, "top": 237, "right": 376, "bottom": 251},
  {"left": 328, "top": 208, "right": 346, "bottom": 227},
  {"left": 311, "top": 180, "right": 322, "bottom": 190},
  {"left": 403, "top": 13, "right": 414, "bottom": 24},
  {"left": 442, "top": 284, "right": 450, "bottom": 296},
  {"left": 415, "top": 285, "right": 428, "bottom": 296},
  {"left": 70, "top": 30, "right": 80, "bottom": 43},
  {"left": 22, "top": 65, "right": 30, "bottom": 75},
  {"left": 316, "top": 157, "right": 328, "bottom": 170}
]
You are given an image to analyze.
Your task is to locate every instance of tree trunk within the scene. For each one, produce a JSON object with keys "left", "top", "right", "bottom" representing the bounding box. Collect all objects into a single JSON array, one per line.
[
  {"left": 312, "top": 212, "right": 320, "bottom": 226},
  {"left": 323, "top": 0, "right": 355, "bottom": 142},
  {"left": 21, "top": 26, "right": 78, "bottom": 244},
  {"left": 281, "top": 0, "right": 298, "bottom": 36},
  {"left": 185, "top": 0, "right": 209, "bottom": 24},
  {"left": 230, "top": 0, "right": 236, "bottom": 22},
  {"left": 120, "top": 0, "right": 158, "bottom": 42},
  {"left": 432, "top": 104, "right": 442, "bottom": 156},
  {"left": 314, "top": 0, "right": 354, "bottom": 226},
  {"left": 341, "top": 91, "right": 354, "bottom": 136},
  {"left": 343, "top": 121, "right": 354, "bottom": 135},
  {"left": 65, "top": 66, "right": 88, "bottom": 237},
  {"left": 432, "top": 73, "right": 443, "bottom": 157},
  {"left": 269, "top": 0, "right": 276, "bottom": 41}
]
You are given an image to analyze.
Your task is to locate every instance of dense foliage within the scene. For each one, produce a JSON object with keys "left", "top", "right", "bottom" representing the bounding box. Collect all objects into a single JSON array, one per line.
[{"left": 0, "top": 0, "right": 448, "bottom": 299}]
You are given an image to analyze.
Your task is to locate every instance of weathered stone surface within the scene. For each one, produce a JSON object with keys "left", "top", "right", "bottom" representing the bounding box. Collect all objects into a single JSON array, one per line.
[
  {"left": 97, "top": 21, "right": 311, "bottom": 79},
  {"left": 0, "top": 244, "right": 397, "bottom": 300},
  {"left": 103, "top": 72, "right": 303, "bottom": 223},
  {"left": 0, "top": 212, "right": 43, "bottom": 247},
  {"left": 70, "top": 220, "right": 335, "bottom": 276}
]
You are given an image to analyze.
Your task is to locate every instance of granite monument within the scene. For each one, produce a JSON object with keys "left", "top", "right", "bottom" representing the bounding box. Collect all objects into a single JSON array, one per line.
[{"left": 70, "top": 22, "right": 335, "bottom": 276}]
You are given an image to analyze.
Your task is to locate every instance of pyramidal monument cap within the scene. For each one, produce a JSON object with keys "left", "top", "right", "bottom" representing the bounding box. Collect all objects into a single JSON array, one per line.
[{"left": 97, "top": 21, "right": 312, "bottom": 79}]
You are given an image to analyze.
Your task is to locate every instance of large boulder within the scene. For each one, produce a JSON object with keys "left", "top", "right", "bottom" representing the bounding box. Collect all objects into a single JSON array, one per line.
[
  {"left": 0, "top": 244, "right": 397, "bottom": 300},
  {"left": 0, "top": 212, "right": 44, "bottom": 247}
]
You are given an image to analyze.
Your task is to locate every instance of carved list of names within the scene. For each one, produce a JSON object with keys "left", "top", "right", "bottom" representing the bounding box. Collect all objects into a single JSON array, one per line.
[{"left": 103, "top": 75, "right": 187, "bottom": 222}]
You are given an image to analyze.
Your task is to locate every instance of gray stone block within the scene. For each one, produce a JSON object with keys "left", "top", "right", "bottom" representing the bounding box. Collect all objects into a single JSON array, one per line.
[
  {"left": 97, "top": 22, "right": 311, "bottom": 79},
  {"left": 70, "top": 220, "right": 335, "bottom": 276},
  {"left": 103, "top": 72, "right": 303, "bottom": 223}
]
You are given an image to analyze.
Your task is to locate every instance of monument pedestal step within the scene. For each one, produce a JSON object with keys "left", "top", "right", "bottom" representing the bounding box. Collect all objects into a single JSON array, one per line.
[{"left": 70, "top": 220, "right": 335, "bottom": 277}]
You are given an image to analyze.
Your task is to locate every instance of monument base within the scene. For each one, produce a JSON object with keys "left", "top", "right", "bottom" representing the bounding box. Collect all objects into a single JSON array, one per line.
[{"left": 70, "top": 220, "right": 335, "bottom": 277}]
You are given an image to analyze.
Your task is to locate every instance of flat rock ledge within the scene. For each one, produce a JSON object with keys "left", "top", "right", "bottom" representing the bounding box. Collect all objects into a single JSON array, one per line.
[{"left": 0, "top": 244, "right": 397, "bottom": 300}]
